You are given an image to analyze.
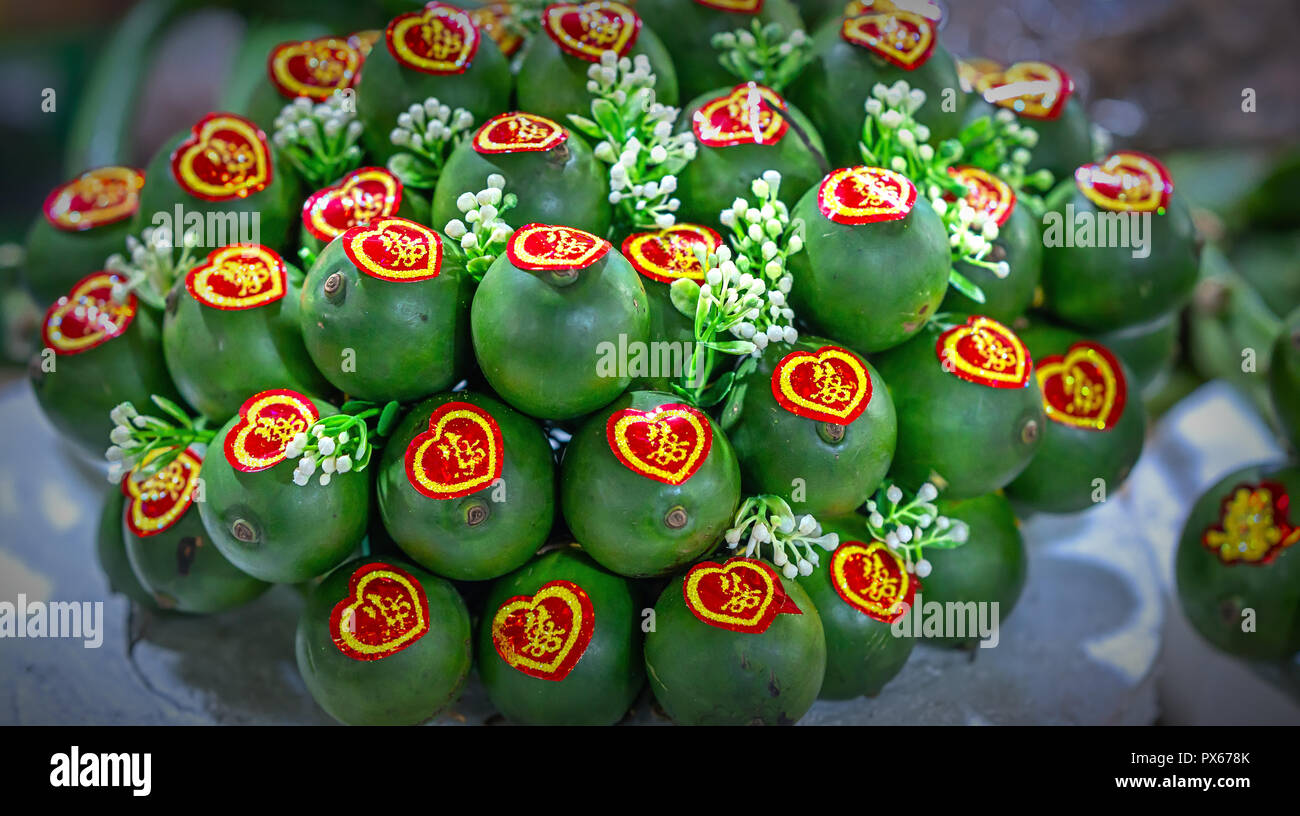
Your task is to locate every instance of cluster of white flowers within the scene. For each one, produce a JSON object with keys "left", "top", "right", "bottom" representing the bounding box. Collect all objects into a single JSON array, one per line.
[
  {"left": 389, "top": 98, "right": 474, "bottom": 163},
  {"left": 104, "top": 398, "right": 209, "bottom": 484},
  {"left": 712, "top": 21, "right": 811, "bottom": 93},
  {"left": 443, "top": 174, "right": 515, "bottom": 275},
  {"left": 719, "top": 171, "right": 804, "bottom": 341},
  {"left": 929, "top": 194, "right": 1010, "bottom": 279},
  {"left": 286, "top": 425, "right": 357, "bottom": 487},
  {"left": 273, "top": 95, "right": 365, "bottom": 188},
  {"left": 724, "top": 495, "right": 839, "bottom": 579},
  {"left": 104, "top": 225, "right": 201, "bottom": 308},
  {"left": 864, "top": 481, "right": 969, "bottom": 578},
  {"left": 696, "top": 244, "right": 780, "bottom": 352}
]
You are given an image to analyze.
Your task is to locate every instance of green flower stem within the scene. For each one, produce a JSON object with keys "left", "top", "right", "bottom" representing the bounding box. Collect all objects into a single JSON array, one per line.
[
  {"left": 723, "top": 494, "right": 839, "bottom": 579},
  {"left": 273, "top": 96, "right": 364, "bottom": 189},
  {"left": 711, "top": 20, "right": 812, "bottom": 93},
  {"left": 861, "top": 479, "right": 970, "bottom": 577}
]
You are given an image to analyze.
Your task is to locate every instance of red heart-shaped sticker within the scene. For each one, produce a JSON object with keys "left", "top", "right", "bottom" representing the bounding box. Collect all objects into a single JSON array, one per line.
[{"left": 491, "top": 579, "right": 595, "bottom": 681}]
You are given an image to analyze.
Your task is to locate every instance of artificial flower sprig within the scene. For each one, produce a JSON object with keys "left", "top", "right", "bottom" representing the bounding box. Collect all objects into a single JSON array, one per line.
[
  {"left": 388, "top": 97, "right": 476, "bottom": 189},
  {"left": 284, "top": 400, "right": 400, "bottom": 487},
  {"left": 568, "top": 51, "right": 697, "bottom": 231},
  {"left": 711, "top": 20, "right": 812, "bottom": 93},
  {"left": 443, "top": 174, "right": 517, "bottom": 281},
  {"left": 724, "top": 494, "right": 840, "bottom": 579},
  {"left": 273, "top": 95, "right": 365, "bottom": 190},
  {"left": 106, "top": 398, "right": 214, "bottom": 484},
  {"left": 862, "top": 480, "right": 970, "bottom": 578},
  {"left": 719, "top": 171, "right": 805, "bottom": 339},
  {"left": 954, "top": 107, "right": 1054, "bottom": 214},
  {"left": 104, "top": 225, "right": 203, "bottom": 310}
]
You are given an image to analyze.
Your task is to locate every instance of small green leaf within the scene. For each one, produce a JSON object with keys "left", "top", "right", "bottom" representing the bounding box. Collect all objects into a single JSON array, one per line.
[
  {"left": 149, "top": 394, "right": 192, "bottom": 429},
  {"left": 387, "top": 152, "right": 440, "bottom": 189},
  {"left": 590, "top": 98, "right": 623, "bottom": 139},
  {"left": 340, "top": 400, "right": 374, "bottom": 414},
  {"left": 947, "top": 268, "right": 987, "bottom": 304},
  {"left": 669, "top": 278, "right": 701, "bottom": 317},
  {"left": 376, "top": 401, "right": 402, "bottom": 437},
  {"left": 297, "top": 246, "right": 318, "bottom": 269},
  {"left": 467, "top": 255, "right": 495, "bottom": 280},
  {"left": 718, "top": 381, "right": 747, "bottom": 431},
  {"left": 696, "top": 371, "right": 735, "bottom": 408},
  {"left": 705, "top": 339, "right": 757, "bottom": 356},
  {"left": 566, "top": 114, "right": 602, "bottom": 139}
]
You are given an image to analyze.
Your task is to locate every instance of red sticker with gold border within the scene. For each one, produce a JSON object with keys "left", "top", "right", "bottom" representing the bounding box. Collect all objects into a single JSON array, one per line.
[
  {"left": 771, "top": 345, "right": 872, "bottom": 425},
  {"left": 386, "top": 2, "right": 481, "bottom": 75},
  {"left": 302, "top": 166, "right": 404, "bottom": 243},
  {"left": 330, "top": 563, "right": 431, "bottom": 661},
  {"left": 692, "top": 83, "right": 789, "bottom": 148},
  {"left": 267, "top": 37, "right": 363, "bottom": 101},
  {"left": 491, "top": 580, "right": 594, "bottom": 681},
  {"left": 185, "top": 245, "right": 287, "bottom": 311},
  {"left": 342, "top": 216, "right": 442, "bottom": 282},
  {"left": 404, "top": 401, "right": 504, "bottom": 500},
  {"left": 621, "top": 223, "right": 721, "bottom": 285},
  {"left": 841, "top": 11, "right": 936, "bottom": 71},
  {"left": 43, "top": 166, "right": 144, "bottom": 232},
  {"left": 607, "top": 403, "right": 712, "bottom": 485},
  {"left": 818, "top": 166, "right": 917, "bottom": 225},
  {"left": 541, "top": 2, "right": 641, "bottom": 62},
  {"left": 42, "top": 272, "right": 136, "bottom": 356},
  {"left": 170, "top": 113, "right": 272, "bottom": 202},
  {"left": 506, "top": 223, "right": 611, "bottom": 271},
  {"left": 935, "top": 315, "right": 1032, "bottom": 389},
  {"left": 123, "top": 448, "right": 203, "bottom": 538},
  {"left": 977, "top": 61, "right": 1073, "bottom": 121},
  {"left": 948, "top": 165, "right": 1016, "bottom": 227},
  {"left": 1036, "top": 341, "right": 1127, "bottom": 432},
  {"left": 829, "top": 541, "right": 915, "bottom": 624},
  {"left": 683, "top": 558, "right": 801, "bottom": 634},
  {"left": 471, "top": 3, "right": 524, "bottom": 56},
  {"left": 223, "top": 389, "right": 319, "bottom": 473},
  {"left": 1075, "top": 151, "right": 1174, "bottom": 214},
  {"left": 473, "top": 112, "right": 568, "bottom": 154},
  {"left": 694, "top": 0, "right": 762, "bottom": 11},
  {"left": 1203, "top": 482, "right": 1300, "bottom": 565}
]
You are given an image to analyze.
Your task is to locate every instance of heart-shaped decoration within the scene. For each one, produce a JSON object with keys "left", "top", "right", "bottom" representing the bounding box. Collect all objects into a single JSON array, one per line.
[
  {"left": 491, "top": 579, "right": 595, "bottom": 681},
  {"left": 683, "top": 558, "right": 802, "bottom": 634},
  {"left": 1203, "top": 482, "right": 1300, "bottom": 565},
  {"left": 302, "top": 167, "right": 403, "bottom": 243},
  {"left": 43, "top": 166, "right": 144, "bottom": 232},
  {"left": 771, "top": 345, "right": 872, "bottom": 425},
  {"left": 506, "top": 223, "right": 611, "bottom": 271},
  {"left": 186, "top": 244, "right": 287, "bottom": 311},
  {"left": 42, "top": 272, "right": 137, "bottom": 356},
  {"left": 541, "top": 2, "right": 641, "bottom": 63},
  {"left": 829, "top": 541, "right": 915, "bottom": 623},
  {"left": 606, "top": 403, "right": 712, "bottom": 485},
  {"left": 1075, "top": 150, "right": 1174, "bottom": 214},
  {"left": 342, "top": 216, "right": 443, "bottom": 282},
  {"left": 170, "top": 113, "right": 272, "bottom": 203},
  {"left": 977, "top": 61, "right": 1073, "bottom": 121},
  {"left": 620, "top": 223, "right": 721, "bottom": 284},
  {"left": 948, "top": 165, "right": 1016, "bottom": 227},
  {"left": 817, "top": 166, "right": 917, "bottom": 225},
  {"left": 1036, "top": 341, "right": 1127, "bottom": 432},
  {"left": 845, "top": 0, "right": 943, "bottom": 22},
  {"left": 473, "top": 112, "right": 568, "bottom": 154},
  {"left": 935, "top": 315, "right": 1032, "bottom": 389},
  {"left": 330, "top": 562, "right": 431, "bottom": 661},
  {"left": 405, "top": 401, "right": 505, "bottom": 500},
  {"left": 471, "top": 3, "right": 525, "bottom": 57},
  {"left": 841, "top": 11, "right": 936, "bottom": 71},
  {"left": 267, "top": 36, "right": 363, "bottom": 101},
  {"left": 123, "top": 448, "right": 203, "bottom": 537},
  {"left": 693, "top": 83, "right": 789, "bottom": 148},
  {"left": 694, "top": 0, "right": 763, "bottom": 11},
  {"left": 224, "top": 389, "right": 319, "bottom": 473},
  {"left": 386, "top": 2, "right": 480, "bottom": 75}
]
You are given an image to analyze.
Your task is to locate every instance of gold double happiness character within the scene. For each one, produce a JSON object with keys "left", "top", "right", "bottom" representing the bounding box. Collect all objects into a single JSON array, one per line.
[
  {"left": 811, "top": 361, "right": 853, "bottom": 405},
  {"left": 972, "top": 328, "right": 1016, "bottom": 372},
  {"left": 421, "top": 17, "right": 465, "bottom": 59},
  {"left": 217, "top": 258, "right": 272, "bottom": 297},
  {"left": 1063, "top": 364, "right": 1104, "bottom": 416},
  {"left": 362, "top": 591, "right": 414, "bottom": 638},
  {"left": 436, "top": 431, "right": 487, "bottom": 477},
  {"left": 863, "top": 552, "right": 902, "bottom": 605},
  {"left": 718, "top": 574, "right": 763, "bottom": 614},
  {"left": 378, "top": 228, "right": 429, "bottom": 268},
  {"left": 521, "top": 607, "right": 567, "bottom": 658},
  {"left": 205, "top": 138, "right": 254, "bottom": 185},
  {"left": 645, "top": 420, "right": 690, "bottom": 466}
]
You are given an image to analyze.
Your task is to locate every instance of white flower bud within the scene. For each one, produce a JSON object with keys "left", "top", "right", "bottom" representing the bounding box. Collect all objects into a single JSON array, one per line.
[{"left": 456, "top": 192, "right": 477, "bottom": 213}]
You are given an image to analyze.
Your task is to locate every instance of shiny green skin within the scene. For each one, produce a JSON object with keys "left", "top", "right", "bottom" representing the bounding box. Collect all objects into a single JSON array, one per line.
[
  {"left": 24, "top": 214, "right": 136, "bottom": 307},
  {"left": 355, "top": 30, "right": 511, "bottom": 165},
  {"left": 163, "top": 263, "right": 331, "bottom": 424},
  {"left": 629, "top": 271, "right": 696, "bottom": 393},
  {"left": 919, "top": 492, "right": 1027, "bottom": 647},
  {"left": 635, "top": 0, "right": 802, "bottom": 102},
  {"left": 644, "top": 570, "right": 825, "bottom": 725},
  {"left": 96, "top": 488, "right": 158, "bottom": 608},
  {"left": 298, "top": 186, "right": 430, "bottom": 258},
  {"left": 1175, "top": 464, "right": 1300, "bottom": 660},
  {"left": 199, "top": 398, "right": 370, "bottom": 583},
  {"left": 790, "top": 23, "right": 966, "bottom": 168},
  {"left": 299, "top": 237, "right": 472, "bottom": 403},
  {"left": 477, "top": 548, "right": 643, "bottom": 725},
  {"left": 377, "top": 392, "right": 556, "bottom": 581},
  {"left": 797, "top": 0, "right": 847, "bottom": 29},
  {"left": 872, "top": 321, "right": 1046, "bottom": 500},
  {"left": 677, "top": 91, "right": 826, "bottom": 226},
  {"left": 1269, "top": 308, "right": 1300, "bottom": 452},
  {"left": 516, "top": 22, "right": 678, "bottom": 124},
  {"left": 124, "top": 503, "right": 270, "bottom": 614},
  {"left": 295, "top": 556, "right": 472, "bottom": 725},
  {"left": 1017, "top": 98, "right": 1094, "bottom": 185},
  {"left": 31, "top": 305, "right": 184, "bottom": 459},
  {"left": 790, "top": 187, "right": 950, "bottom": 353},
  {"left": 137, "top": 130, "right": 298, "bottom": 255},
  {"left": 431, "top": 128, "right": 611, "bottom": 237},
  {"left": 809, "top": 514, "right": 915, "bottom": 698},
  {"left": 1006, "top": 326, "right": 1146, "bottom": 513},
  {"left": 726, "top": 338, "right": 896, "bottom": 518},
  {"left": 1041, "top": 188, "right": 1198, "bottom": 332},
  {"left": 471, "top": 247, "right": 650, "bottom": 420},
  {"left": 561, "top": 391, "right": 741, "bottom": 578},
  {"left": 1094, "top": 310, "right": 1180, "bottom": 396},
  {"left": 940, "top": 195, "right": 1043, "bottom": 322}
]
